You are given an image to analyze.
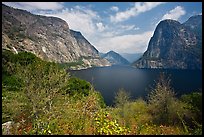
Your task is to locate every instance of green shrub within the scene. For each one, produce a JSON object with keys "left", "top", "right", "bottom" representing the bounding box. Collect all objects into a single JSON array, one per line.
[
  {"left": 95, "top": 91, "right": 106, "bottom": 108},
  {"left": 2, "top": 49, "right": 16, "bottom": 63},
  {"left": 14, "top": 52, "right": 41, "bottom": 66},
  {"left": 180, "top": 92, "right": 202, "bottom": 134},
  {"left": 62, "top": 77, "right": 91, "bottom": 96},
  {"left": 180, "top": 92, "right": 202, "bottom": 115},
  {"left": 124, "top": 99, "right": 152, "bottom": 126},
  {"left": 2, "top": 49, "right": 17, "bottom": 76},
  {"left": 2, "top": 90, "right": 30, "bottom": 124},
  {"left": 147, "top": 73, "right": 177, "bottom": 125},
  {"left": 137, "top": 123, "right": 182, "bottom": 135},
  {"left": 114, "top": 88, "right": 131, "bottom": 108},
  {"left": 2, "top": 75, "right": 23, "bottom": 91}
]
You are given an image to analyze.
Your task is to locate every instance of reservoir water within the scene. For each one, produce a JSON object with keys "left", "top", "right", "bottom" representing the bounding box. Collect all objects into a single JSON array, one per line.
[{"left": 69, "top": 66, "right": 202, "bottom": 106}]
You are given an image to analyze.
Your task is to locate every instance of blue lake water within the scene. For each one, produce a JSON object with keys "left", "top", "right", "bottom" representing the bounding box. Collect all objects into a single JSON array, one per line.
[{"left": 69, "top": 66, "right": 202, "bottom": 106}]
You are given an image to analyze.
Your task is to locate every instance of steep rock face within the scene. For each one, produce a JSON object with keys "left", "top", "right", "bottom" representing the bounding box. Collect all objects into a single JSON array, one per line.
[
  {"left": 101, "top": 51, "right": 130, "bottom": 65},
  {"left": 2, "top": 4, "right": 111, "bottom": 67},
  {"left": 133, "top": 16, "right": 202, "bottom": 69},
  {"left": 70, "top": 30, "right": 99, "bottom": 57}
]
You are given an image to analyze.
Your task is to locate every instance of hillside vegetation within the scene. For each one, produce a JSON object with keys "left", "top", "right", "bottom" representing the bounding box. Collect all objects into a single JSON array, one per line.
[{"left": 2, "top": 50, "right": 202, "bottom": 135}]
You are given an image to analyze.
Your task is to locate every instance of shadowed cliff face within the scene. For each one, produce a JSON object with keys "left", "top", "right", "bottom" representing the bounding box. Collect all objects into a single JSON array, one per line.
[
  {"left": 2, "top": 4, "right": 111, "bottom": 67},
  {"left": 133, "top": 15, "right": 202, "bottom": 69}
]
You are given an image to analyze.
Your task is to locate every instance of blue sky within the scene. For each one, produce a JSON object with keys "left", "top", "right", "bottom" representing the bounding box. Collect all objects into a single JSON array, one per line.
[{"left": 3, "top": 2, "right": 202, "bottom": 54}]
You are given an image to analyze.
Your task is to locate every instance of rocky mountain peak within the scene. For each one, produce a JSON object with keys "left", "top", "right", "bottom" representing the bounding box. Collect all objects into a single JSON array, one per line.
[
  {"left": 133, "top": 15, "right": 202, "bottom": 69},
  {"left": 70, "top": 30, "right": 82, "bottom": 37},
  {"left": 2, "top": 4, "right": 69, "bottom": 31},
  {"left": 107, "top": 50, "right": 115, "bottom": 54},
  {"left": 159, "top": 19, "right": 181, "bottom": 26},
  {"left": 153, "top": 19, "right": 183, "bottom": 40},
  {"left": 101, "top": 51, "right": 130, "bottom": 65}
]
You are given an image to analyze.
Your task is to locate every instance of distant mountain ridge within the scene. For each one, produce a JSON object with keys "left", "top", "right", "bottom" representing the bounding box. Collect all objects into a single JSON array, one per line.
[
  {"left": 120, "top": 53, "right": 143, "bottom": 63},
  {"left": 133, "top": 15, "right": 202, "bottom": 69},
  {"left": 2, "top": 4, "right": 111, "bottom": 69},
  {"left": 101, "top": 51, "right": 130, "bottom": 65}
]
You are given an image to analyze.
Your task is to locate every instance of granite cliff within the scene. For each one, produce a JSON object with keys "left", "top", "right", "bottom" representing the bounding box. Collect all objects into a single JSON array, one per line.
[
  {"left": 133, "top": 15, "right": 202, "bottom": 69},
  {"left": 2, "top": 4, "right": 111, "bottom": 69}
]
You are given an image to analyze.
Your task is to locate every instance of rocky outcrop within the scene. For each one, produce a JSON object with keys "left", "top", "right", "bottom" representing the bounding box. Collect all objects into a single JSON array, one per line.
[
  {"left": 133, "top": 15, "right": 202, "bottom": 69},
  {"left": 101, "top": 51, "right": 130, "bottom": 65},
  {"left": 2, "top": 121, "right": 14, "bottom": 135},
  {"left": 2, "top": 4, "right": 111, "bottom": 68}
]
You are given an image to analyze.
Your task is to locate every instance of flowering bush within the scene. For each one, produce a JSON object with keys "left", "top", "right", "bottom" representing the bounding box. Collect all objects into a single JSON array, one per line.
[{"left": 94, "top": 111, "right": 130, "bottom": 135}]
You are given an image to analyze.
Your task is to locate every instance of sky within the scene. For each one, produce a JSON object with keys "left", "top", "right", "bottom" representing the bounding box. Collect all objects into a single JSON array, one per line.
[{"left": 3, "top": 2, "right": 202, "bottom": 54}]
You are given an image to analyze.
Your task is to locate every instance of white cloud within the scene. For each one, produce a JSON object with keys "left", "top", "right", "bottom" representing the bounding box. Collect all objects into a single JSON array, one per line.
[
  {"left": 110, "top": 2, "right": 165, "bottom": 23},
  {"left": 199, "top": 12, "right": 202, "bottom": 15},
  {"left": 3, "top": 2, "right": 64, "bottom": 11},
  {"left": 119, "top": 25, "right": 140, "bottom": 31},
  {"left": 96, "top": 31, "right": 154, "bottom": 53},
  {"left": 161, "top": 6, "right": 186, "bottom": 20},
  {"left": 110, "top": 6, "right": 119, "bottom": 12},
  {"left": 134, "top": 27, "right": 140, "bottom": 30},
  {"left": 40, "top": 6, "right": 100, "bottom": 38},
  {"left": 96, "top": 22, "right": 106, "bottom": 32},
  {"left": 152, "top": 6, "right": 186, "bottom": 28}
]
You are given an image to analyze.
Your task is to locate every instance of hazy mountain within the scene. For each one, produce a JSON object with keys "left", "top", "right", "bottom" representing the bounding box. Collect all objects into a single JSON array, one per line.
[
  {"left": 101, "top": 51, "right": 130, "bottom": 65},
  {"left": 120, "top": 53, "right": 143, "bottom": 63},
  {"left": 133, "top": 15, "right": 202, "bottom": 69},
  {"left": 2, "top": 4, "right": 111, "bottom": 68}
]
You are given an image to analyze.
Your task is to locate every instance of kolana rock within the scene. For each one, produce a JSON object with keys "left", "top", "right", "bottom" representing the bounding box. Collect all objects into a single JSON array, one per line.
[
  {"left": 2, "top": 4, "right": 111, "bottom": 69},
  {"left": 101, "top": 50, "right": 130, "bottom": 65},
  {"left": 133, "top": 15, "right": 202, "bottom": 69},
  {"left": 2, "top": 121, "right": 15, "bottom": 135},
  {"left": 2, "top": 121, "right": 23, "bottom": 135}
]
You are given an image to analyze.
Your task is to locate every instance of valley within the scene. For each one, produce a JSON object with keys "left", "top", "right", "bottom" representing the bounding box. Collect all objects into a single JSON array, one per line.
[{"left": 2, "top": 2, "right": 202, "bottom": 135}]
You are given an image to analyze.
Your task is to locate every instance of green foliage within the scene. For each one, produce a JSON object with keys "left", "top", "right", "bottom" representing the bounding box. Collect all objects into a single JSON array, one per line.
[
  {"left": 2, "top": 50, "right": 69, "bottom": 127},
  {"left": 2, "top": 50, "right": 107, "bottom": 135},
  {"left": 2, "top": 75, "right": 23, "bottom": 91},
  {"left": 58, "top": 58, "right": 84, "bottom": 68},
  {"left": 2, "top": 49, "right": 17, "bottom": 76},
  {"left": 137, "top": 123, "right": 182, "bottom": 135},
  {"left": 16, "top": 62, "right": 69, "bottom": 121},
  {"left": 2, "top": 49, "right": 42, "bottom": 78},
  {"left": 48, "top": 90, "right": 105, "bottom": 135},
  {"left": 180, "top": 92, "right": 202, "bottom": 114},
  {"left": 180, "top": 92, "right": 202, "bottom": 133},
  {"left": 62, "top": 77, "right": 91, "bottom": 96},
  {"left": 123, "top": 99, "right": 152, "bottom": 126},
  {"left": 94, "top": 91, "right": 106, "bottom": 108},
  {"left": 24, "top": 113, "right": 61, "bottom": 135},
  {"left": 2, "top": 49, "right": 16, "bottom": 63},
  {"left": 14, "top": 51, "right": 41, "bottom": 66},
  {"left": 2, "top": 90, "right": 30, "bottom": 124}
]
